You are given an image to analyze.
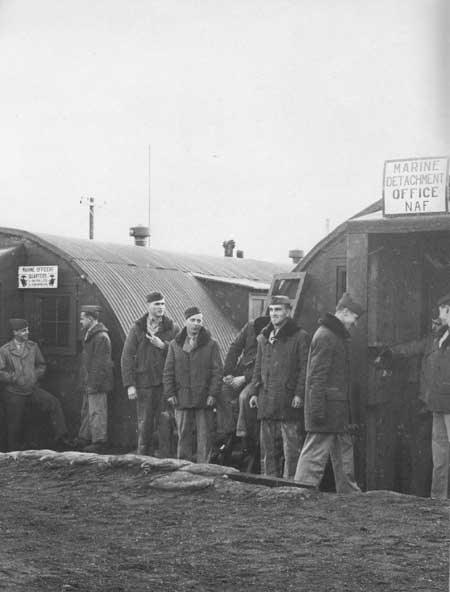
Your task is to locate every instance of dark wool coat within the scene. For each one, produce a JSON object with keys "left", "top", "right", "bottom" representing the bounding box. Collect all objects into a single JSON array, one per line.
[
  {"left": 163, "top": 327, "right": 223, "bottom": 409},
  {"left": 80, "top": 323, "right": 114, "bottom": 394},
  {"left": 223, "top": 315, "right": 270, "bottom": 383},
  {"left": 0, "top": 340, "right": 46, "bottom": 395},
  {"left": 304, "top": 313, "right": 351, "bottom": 433},
  {"left": 121, "top": 315, "right": 179, "bottom": 388},
  {"left": 250, "top": 318, "right": 309, "bottom": 422}
]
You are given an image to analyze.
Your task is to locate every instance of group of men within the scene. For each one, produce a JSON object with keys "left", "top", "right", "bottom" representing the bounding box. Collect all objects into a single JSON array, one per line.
[
  {"left": 120, "top": 290, "right": 364, "bottom": 493},
  {"left": 0, "top": 289, "right": 366, "bottom": 494}
]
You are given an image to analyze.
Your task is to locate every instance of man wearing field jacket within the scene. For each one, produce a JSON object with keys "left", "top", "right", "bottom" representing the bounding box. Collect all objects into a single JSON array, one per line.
[
  {"left": 249, "top": 296, "right": 309, "bottom": 479},
  {"left": 163, "top": 306, "right": 222, "bottom": 463},
  {"left": 0, "top": 318, "right": 68, "bottom": 451},
  {"left": 121, "top": 292, "right": 179, "bottom": 455},
  {"left": 294, "top": 293, "right": 363, "bottom": 493},
  {"left": 380, "top": 294, "right": 450, "bottom": 499},
  {"left": 78, "top": 305, "right": 114, "bottom": 452}
]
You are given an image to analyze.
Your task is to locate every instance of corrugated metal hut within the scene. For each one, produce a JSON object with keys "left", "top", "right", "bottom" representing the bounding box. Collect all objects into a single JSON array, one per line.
[
  {"left": 0, "top": 227, "right": 289, "bottom": 450},
  {"left": 294, "top": 198, "right": 450, "bottom": 496}
]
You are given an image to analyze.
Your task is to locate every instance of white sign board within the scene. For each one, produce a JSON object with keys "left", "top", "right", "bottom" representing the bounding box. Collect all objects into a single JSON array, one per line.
[
  {"left": 18, "top": 266, "right": 58, "bottom": 289},
  {"left": 383, "top": 156, "right": 449, "bottom": 216}
]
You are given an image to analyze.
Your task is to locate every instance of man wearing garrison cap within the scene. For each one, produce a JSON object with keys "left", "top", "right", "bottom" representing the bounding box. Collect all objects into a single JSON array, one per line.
[
  {"left": 77, "top": 305, "right": 114, "bottom": 453},
  {"left": 121, "top": 292, "right": 179, "bottom": 455},
  {"left": 294, "top": 292, "right": 364, "bottom": 492},
  {"left": 0, "top": 318, "right": 69, "bottom": 451},
  {"left": 249, "top": 295, "right": 310, "bottom": 479},
  {"left": 163, "top": 306, "right": 222, "bottom": 463}
]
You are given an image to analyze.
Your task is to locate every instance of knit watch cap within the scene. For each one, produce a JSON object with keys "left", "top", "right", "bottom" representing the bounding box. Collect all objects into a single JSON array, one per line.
[
  {"left": 146, "top": 291, "right": 164, "bottom": 303},
  {"left": 184, "top": 306, "right": 201, "bottom": 319},
  {"left": 336, "top": 292, "right": 364, "bottom": 316},
  {"left": 9, "top": 318, "right": 28, "bottom": 331}
]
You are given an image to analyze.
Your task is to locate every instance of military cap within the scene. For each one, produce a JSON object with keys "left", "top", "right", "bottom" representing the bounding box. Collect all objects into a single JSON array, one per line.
[
  {"left": 184, "top": 306, "right": 201, "bottom": 319},
  {"left": 269, "top": 295, "right": 292, "bottom": 307},
  {"left": 9, "top": 318, "right": 28, "bottom": 331},
  {"left": 336, "top": 293, "right": 364, "bottom": 316},
  {"left": 146, "top": 291, "right": 164, "bottom": 303}
]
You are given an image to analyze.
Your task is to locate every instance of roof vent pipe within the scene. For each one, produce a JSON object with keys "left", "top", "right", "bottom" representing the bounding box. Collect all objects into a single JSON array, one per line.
[
  {"left": 130, "top": 225, "right": 151, "bottom": 247},
  {"left": 222, "top": 239, "right": 235, "bottom": 257},
  {"left": 236, "top": 250, "right": 244, "bottom": 259},
  {"left": 289, "top": 249, "right": 304, "bottom": 264}
]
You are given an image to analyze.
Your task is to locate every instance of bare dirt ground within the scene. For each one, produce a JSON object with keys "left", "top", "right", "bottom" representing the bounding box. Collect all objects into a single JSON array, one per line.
[{"left": 0, "top": 458, "right": 448, "bottom": 592}]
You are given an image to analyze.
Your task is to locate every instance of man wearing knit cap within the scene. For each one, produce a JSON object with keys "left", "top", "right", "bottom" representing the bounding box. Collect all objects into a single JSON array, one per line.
[
  {"left": 78, "top": 305, "right": 114, "bottom": 453},
  {"left": 249, "top": 295, "right": 309, "bottom": 479},
  {"left": 163, "top": 306, "right": 222, "bottom": 463},
  {"left": 121, "top": 292, "right": 179, "bottom": 455},
  {"left": 294, "top": 292, "right": 363, "bottom": 492},
  {"left": 0, "top": 318, "right": 69, "bottom": 451}
]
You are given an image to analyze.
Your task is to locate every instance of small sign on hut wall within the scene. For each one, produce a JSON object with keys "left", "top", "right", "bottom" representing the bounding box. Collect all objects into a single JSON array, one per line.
[
  {"left": 383, "top": 156, "right": 449, "bottom": 216},
  {"left": 18, "top": 265, "right": 58, "bottom": 289}
]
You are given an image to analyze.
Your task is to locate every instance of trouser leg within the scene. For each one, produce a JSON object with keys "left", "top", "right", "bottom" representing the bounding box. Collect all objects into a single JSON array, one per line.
[
  {"left": 236, "top": 383, "right": 257, "bottom": 439},
  {"left": 78, "top": 391, "right": 91, "bottom": 442},
  {"left": 281, "top": 421, "right": 302, "bottom": 480},
  {"left": 136, "top": 386, "right": 163, "bottom": 455},
  {"left": 294, "top": 432, "right": 334, "bottom": 487},
  {"left": 4, "top": 392, "right": 28, "bottom": 451},
  {"left": 330, "top": 432, "right": 361, "bottom": 493},
  {"left": 87, "top": 393, "right": 108, "bottom": 444},
  {"left": 195, "top": 408, "right": 213, "bottom": 463},
  {"left": 216, "top": 384, "right": 236, "bottom": 437},
  {"left": 31, "top": 387, "right": 68, "bottom": 441},
  {"left": 260, "top": 420, "right": 279, "bottom": 476},
  {"left": 159, "top": 410, "right": 176, "bottom": 458},
  {"left": 430, "top": 413, "right": 450, "bottom": 499},
  {"left": 175, "top": 408, "right": 195, "bottom": 461}
]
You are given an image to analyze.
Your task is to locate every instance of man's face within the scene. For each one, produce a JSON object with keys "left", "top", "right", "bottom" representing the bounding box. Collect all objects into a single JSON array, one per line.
[
  {"left": 80, "top": 312, "right": 94, "bottom": 330},
  {"left": 438, "top": 305, "right": 450, "bottom": 326},
  {"left": 147, "top": 299, "right": 165, "bottom": 318},
  {"left": 13, "top": 327, "right": 29, "bottom": 343},
  {"left": 185, "top": 313, "right": 203, "bottom": 334},
  {"left": 341, "top": 309, "right": 359, "bottom": 331},
  {"left": 269, "top": 304, "right": 290, "bottom": 327}
]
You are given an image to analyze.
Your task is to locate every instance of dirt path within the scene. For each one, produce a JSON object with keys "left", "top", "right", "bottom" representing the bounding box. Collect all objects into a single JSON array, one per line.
[{"left": 0, "top": 459, "right": 448, "bottom": 591}]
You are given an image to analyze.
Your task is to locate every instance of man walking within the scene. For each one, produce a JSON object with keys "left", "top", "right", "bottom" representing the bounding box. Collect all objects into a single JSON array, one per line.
[
  {"left": 78, "top": 305, "right": 113, "bottom": 453},
  {"left": 121, "top": 292, "right": 179, "bottom": 455},
  {"left": 249, "top": 296, "right": 309, "bottom": 479},
  {"left": 294, "top": 293, "right": 363, "bottom": 493},
  {"left": 163, "top": 306, "right": 222, "bottom": 463},
  {"left": 0, "top": 318, "right": 69, "bottom": 451}
]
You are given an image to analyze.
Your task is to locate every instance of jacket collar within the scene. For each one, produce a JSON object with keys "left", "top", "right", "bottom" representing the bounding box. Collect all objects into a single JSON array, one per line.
[
  {"left": 319, "top": 313, "right": 350, "bottom": 340},
  {"left": 261, "top": 317, "right": 299, "bottom": 340},
  {"left": 84, "top": 322, "right": 108, "bottom": 342},
  {"left": 136, "top": 314, "right": 173, "bottom": 334},
  {"left": 437, "top": 324, "right": 450, "bottom": 349},
  {"left": 175, "top": 326, "right": 210, "bottom": 349},
  {"left": 7, "top": 339, "right": 34, "bottom": 356}
]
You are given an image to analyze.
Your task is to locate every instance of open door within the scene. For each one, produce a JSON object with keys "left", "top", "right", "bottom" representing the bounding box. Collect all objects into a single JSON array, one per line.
[{"left": 266, "top": 272, "right": 307, "bottom": 318}]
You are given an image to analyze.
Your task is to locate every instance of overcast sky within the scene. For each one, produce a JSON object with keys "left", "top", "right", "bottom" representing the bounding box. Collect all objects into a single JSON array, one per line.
[{"left": 1, "top": 0, "right": 448, "bottom": 262}]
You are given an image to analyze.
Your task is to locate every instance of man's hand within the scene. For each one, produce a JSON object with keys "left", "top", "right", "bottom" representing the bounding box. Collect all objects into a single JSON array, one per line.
[
  {"left": 167, "top": 396, "right": 178, "bottom": 407},
  {"left": 206, "top": 396, "right": 216, "bottom": 407},
  {"left": 249, "top": 395, "right": 258, "bottom": 408},
  {"left": 87, "top": 387, "right": 97, "bottom": 396},
  {"left": 231, "top": 376, "right": 246, "bottom": 390},
  {"left": 291, "top": 395, "right": 303, "bottom": 409},
  {"left": 223, "top": 375, "right": 234, "bottom": 385},
  {"left": 127, "top": 386, "right": 137, "bottom": 400},
  {"left": 148, "top": 335, "right": 166, "bottom": 350}
]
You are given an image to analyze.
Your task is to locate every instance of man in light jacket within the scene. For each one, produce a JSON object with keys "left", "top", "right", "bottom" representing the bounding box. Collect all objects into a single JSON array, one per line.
[
  {"left": 163, "top": 306, "right": 222, "bottom": 463},
  {"left": 294, "top": 293, "right": 363, "bottom": 493}
]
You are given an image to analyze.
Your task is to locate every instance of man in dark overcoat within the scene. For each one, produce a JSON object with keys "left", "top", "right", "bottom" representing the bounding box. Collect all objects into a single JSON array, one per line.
[
  {"left": 78, "top": 305, "right": 113, "bottom": 452},
  {"left": 121, "top": 292, "right": 179, "bottom": 455},
  {"left": 249, "top": 296, "right": 309, "bottom": 479},
  {"left": 163, "top": 306, "right": 222, "bottom": 463},
  {"left": 294, "top": 293, "right": 363, "bottom": 492}
]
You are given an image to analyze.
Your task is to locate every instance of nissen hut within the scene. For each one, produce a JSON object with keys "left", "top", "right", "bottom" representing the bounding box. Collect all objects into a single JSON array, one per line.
[
  {"left": 0, "top": 227, "right": 288, "bottom": 450},
  {"left": 293, "top": 157, "right": 450, "bottom": 496}
]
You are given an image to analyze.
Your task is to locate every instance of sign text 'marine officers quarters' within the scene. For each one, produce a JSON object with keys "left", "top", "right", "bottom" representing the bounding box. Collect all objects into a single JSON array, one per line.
[
  {"left": 383, "top": 156, "right": 449, "bottom": 216},
  {"left": 18, "top": 265, "right": 58, "bottom": 289}
]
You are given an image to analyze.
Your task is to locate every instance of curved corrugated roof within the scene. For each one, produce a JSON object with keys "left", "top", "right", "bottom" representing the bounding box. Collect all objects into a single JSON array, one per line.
[{"left": 0, "top": 228, "right": 288, "bottom": 356}]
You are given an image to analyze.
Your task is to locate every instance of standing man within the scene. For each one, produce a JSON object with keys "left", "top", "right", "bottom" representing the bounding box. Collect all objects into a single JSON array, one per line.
[
  {"left": 0, "top": 318, "right": 69, "bottom": 451},
  {"left": 249, "top": 296, "right": 309, "bottom": 480},
  {"left": 163, "top": 306, "right": 222, "bottom": 463},
  {"left": 121, "top": 292, "right": 179, "bottom": 456},
  {"left": 78, "top": 305, "right": 113, "bottom": 453},
  {"left": 294, "top": 293, "right": 363, "bottom": 493}
]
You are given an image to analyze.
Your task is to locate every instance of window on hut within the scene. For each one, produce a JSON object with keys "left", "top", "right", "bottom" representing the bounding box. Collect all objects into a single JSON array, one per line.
[
  {"left": 38, "top": 295, "right": 71, "bottom": 347},
  {"left": 336, "top": 266, "right": 347, "bottom": 303}
]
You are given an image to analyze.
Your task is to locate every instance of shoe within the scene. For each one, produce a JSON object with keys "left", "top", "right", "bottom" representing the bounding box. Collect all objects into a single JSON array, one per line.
[
  {"left": 82, "top": 442, "right": 108, "bottom": 454},
  {"left": 54, "top": 437, "right": 76, "bottom": 452}
]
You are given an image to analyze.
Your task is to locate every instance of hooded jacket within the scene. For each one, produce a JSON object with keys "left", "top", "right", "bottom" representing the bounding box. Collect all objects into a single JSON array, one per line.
[
  {"left": 304, "top": 313, "right": 351, "bottom": 433},
  {"left": 250, "top": 318, "right": 309, "bottom": 422},
  {"left": 80, "top": 322, "right": 114, "bottom": 394},
  {"left": 121, "top": 314, "right": 179, "bottom": 389},
  {"left": 163, "top": 326, "right": 223, "bottom": 408},
  {"left": 0, "top": 339, "right": 46, "bottom": 396}
]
